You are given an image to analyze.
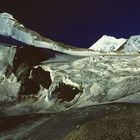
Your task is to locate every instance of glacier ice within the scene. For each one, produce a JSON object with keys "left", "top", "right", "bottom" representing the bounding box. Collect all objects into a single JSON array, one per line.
[{"left": 0, "top": 12, "right": 140, "bottom": 115}]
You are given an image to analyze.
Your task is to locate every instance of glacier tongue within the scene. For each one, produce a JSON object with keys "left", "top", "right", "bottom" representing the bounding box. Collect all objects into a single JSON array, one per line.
[
  {"left": 0, "top": 13, "right": 140, "bottom": 115},
  {"left": 0, "top": 45, "right": 140, "bottom": 114},
  {"left": 1, "top": 44, "right": 140, "bottom": 115}
]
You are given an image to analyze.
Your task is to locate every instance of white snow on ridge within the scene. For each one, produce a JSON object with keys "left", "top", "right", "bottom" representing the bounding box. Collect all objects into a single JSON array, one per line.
[
  {"left": 0, "top": 13, "right": 15, "bottom": 36},
  {"left": 89, "top": 35, "right": 126, "bottom": 52},
  {"left": 0, "top": 12, "right": 102, "bottom": 57},
  {"left": 124, "top": 35, "right": 140, "bottom": 52},
  {"left": 1, "top": 12, "right": 140, "bottom": 56}
]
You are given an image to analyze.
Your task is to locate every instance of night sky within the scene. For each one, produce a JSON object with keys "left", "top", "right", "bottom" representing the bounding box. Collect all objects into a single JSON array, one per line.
[{"left": 0, "top": 0, "right": 140, "bottom": 48}]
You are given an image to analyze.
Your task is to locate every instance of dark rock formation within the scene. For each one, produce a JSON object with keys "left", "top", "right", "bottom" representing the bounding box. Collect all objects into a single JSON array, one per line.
[
  {"left": 5, "top": 46, "right": 53, "bottom": 97},
  {"left": 52, "top": 82, "right": 81, "bottom": 102},
  {"left": 32, "top": 66, "right": 52, "bottom": 89}
]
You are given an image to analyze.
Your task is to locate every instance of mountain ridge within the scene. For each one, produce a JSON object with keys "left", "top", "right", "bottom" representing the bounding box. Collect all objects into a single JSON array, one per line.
[{"left": 0, "top": 13, "right": 140, "bottom": 56}]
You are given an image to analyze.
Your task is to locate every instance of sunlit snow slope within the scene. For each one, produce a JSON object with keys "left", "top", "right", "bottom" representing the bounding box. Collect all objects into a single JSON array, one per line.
[{"left": 89, "top": 35, "right": 126, "bottom": 52}]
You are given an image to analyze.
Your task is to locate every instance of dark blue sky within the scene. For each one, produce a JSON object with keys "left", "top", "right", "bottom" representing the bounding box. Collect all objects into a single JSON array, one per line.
[{"left": 0, "top": 0, "right": 140, "bottom": 48}]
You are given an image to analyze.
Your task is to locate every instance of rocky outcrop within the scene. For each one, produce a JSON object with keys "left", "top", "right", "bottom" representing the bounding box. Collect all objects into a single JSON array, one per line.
[
  {"left": 0, "top": 45, "right": 54, "bottom": 102},
  {"left": 51, "top": 82, "right": 81, "bottom": 102}
]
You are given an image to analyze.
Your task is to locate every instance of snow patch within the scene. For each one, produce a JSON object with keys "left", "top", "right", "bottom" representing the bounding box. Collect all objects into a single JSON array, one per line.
[{"left": 89, "top": 35, "right": 126, "bottom": 52}]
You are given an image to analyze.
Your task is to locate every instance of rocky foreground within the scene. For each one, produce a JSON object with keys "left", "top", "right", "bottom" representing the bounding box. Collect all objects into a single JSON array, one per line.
[{"left": 0, "top": 103, "right": 140, "bottom": 140}]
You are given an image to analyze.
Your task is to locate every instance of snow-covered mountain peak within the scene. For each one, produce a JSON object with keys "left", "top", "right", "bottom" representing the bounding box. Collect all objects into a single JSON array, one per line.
[
  {"left": 0, "top": 12, "right": 14, "bottom": 19},
  {"left": 89, "top": 35, "right": 126, "bottom": 52},
  {"left": 1, "top": 12, "right": 140, "bottom": 56}
]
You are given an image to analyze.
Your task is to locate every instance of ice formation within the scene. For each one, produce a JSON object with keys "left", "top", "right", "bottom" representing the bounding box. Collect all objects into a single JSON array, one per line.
[{"left": 0, "top": 12, "right": 140, "bottom": 115}]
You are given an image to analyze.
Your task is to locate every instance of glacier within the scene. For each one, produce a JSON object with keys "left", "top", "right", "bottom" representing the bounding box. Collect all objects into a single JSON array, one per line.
[
  {"left": 0, "top": 12, "right": 140, "bottom": 140},
  {"left": 0, "top": 12, "right": 140, "bottom": 116},
  {"left": 0, "top": 12, "right": 140, "bottom": 56}
]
